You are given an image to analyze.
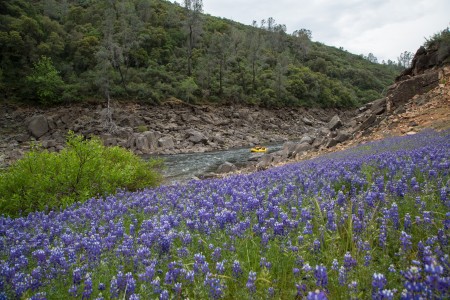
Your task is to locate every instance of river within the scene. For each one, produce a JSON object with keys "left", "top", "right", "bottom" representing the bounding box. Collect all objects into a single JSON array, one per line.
[{"left": 155, "top": 144, "right": 283, "bottom": 183}]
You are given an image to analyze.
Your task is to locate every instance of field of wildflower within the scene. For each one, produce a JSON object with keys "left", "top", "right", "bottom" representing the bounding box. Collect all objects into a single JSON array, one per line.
[{"left": 1, "top": 129, "right": 449, "bottom": 299}]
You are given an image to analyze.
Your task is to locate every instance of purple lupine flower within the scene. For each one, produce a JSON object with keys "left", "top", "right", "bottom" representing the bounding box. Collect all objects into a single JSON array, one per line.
[
  {"left": 364, "top": 252, "right": 372, "bottom": 266},
  {"left": 326, "top": 210, "right": 337, "bottom": 231},
  {"left": 232, "top": 260, "right": 243, "bottom": 278},
  {"left": 69, "top": 284, "right": 78, "bottom": 297},
  {"left": 404, "top": 214, "right": 412, "bottom": 232},
  {"left": 423, "top": 211, "right": 432, "bottom": 224},
  {"left": 303, "top": 220, "right": 313, "bottom": 234},
  {"left": 296, "top": 283, "right": 307, "bottom": 297},
  {"left": 400, "top": 231, "right": 412, "bottom": 252},
  {"left": 204, "top": 273, "right": 224, "bottom": 299},
  {"left": 126, "top": 272, "right": 136, "bottom": 296},
  {"left": 372, "top": 273, "right": 387, "bottom": 299},
  {"left": 303, "top": 263, "right": 312, "bottom": 273},
  {"left": 159, "top": 290, "right": 169, "bottom": 300},
  {"left": 314, "top": 264, "right": 328, "bottom": 288},
  {"left": 440, "top": 186, "right": 448, "bottom": 202},
  {"left": 348, "top": 280, "right": 358, "bottom": 294},
  {"left": 73, "top": 268, "right": 82, "bottom": 285},
  {"left": 338, "top": 266, "right": 347, "bottom": 286},
  {"left": 185, "top": 270, "right": 195, "bottom": 283},
  {"left": 216, "top": 261, "right": 225, "bottom": 274},
  {"left": 381, "top": 289, "right": 394, "bottom": 299},
  {"left": 212, "top": 247, "right": 222, "bottom": 261},
  {"left": 30, "top": 292, "right": 47, "bottom": 300},
  {"left": 129, "top": 294, "right": 140, "bottom": 300},
  {"left": 390, "top": 203, "right": 399, "bottom": 229},
  {"left": 379, "top": 222, "right": 387, "bottom": 249},
  {"left": 344, "top": 252, "right": 357, "bottom": 270},
  {"left": 331, "top": 259, "right": 339, "bottom": 271},
  {"left": 268, "top": 286, "right": 275, "bottom": 298},
  {"left": 313, "top": 239, "right": 321, "bottom": 252},
  {"left": 82, "top": 273, "right": 93, "bottom": 300},
  {"left": 174, "top": 282, "right": 182, "bottom": 294},
  {"left": 401, "top": 266, "right": 424, "bottom": 298},
  {"left": 307, "top": 289, "right": 328, "bottom": 300},
  {"left": 246, "top": 271, "right": 257, "bottom": 293},
  {"left": 110, "top": 276, "right": 119, "bottom": 299},
  {"left": 388, "top": 264, "right": 396, "bottom": 273}
]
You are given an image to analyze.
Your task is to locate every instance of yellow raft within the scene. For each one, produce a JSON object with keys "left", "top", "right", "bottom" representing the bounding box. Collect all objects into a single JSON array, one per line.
[{"left": 250, "top": 146, "right": 267, "bottom": 153}]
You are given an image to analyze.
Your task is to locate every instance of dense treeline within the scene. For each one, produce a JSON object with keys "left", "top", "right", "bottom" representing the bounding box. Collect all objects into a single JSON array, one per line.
[{"left": 0, "top": 0, "right": 403, "bottom": 107}]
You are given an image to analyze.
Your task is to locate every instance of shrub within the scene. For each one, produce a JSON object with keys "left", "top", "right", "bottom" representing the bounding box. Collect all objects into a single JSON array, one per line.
[
  {"left": 0, "top": 132, "right": 163, "bottom": 217},
  {"left": 26, "top": 56, "right": 65, "bottom": 105}
]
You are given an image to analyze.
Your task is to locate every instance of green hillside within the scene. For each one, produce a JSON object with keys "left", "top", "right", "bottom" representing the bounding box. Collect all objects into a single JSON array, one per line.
[{"left": 0, "top": 0, "right": 402, "bottom": 107}]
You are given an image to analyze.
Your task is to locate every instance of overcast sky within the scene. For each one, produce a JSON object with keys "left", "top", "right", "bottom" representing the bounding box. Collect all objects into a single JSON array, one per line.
[{"left": 173, "top": 0, "right": 449, "bottom": 62}]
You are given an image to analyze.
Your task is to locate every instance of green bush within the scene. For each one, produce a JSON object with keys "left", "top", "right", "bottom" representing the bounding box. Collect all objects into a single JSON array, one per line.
[
  {"left": 0, "top": 132, "right": 163, "bottom": 217},
  {"left": 26, "top": 56, "right": 65, "bottom": 105}
]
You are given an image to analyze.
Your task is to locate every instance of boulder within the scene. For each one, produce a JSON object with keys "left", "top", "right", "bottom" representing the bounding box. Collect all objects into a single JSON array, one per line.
[
  {"left": 135, "top": 135, "right": 150, "bottom": 152},
  {"left": 335, "top": 131, "right": 351, "bottom": 143},
  {"left": 28, "top": 115, "right": 49, "bottom": 138},
  {"left": 293, "top": 142, "right": 312, "bottom": 154},
  {"left": 158, "top": 136, "right": 175, "bottom": 149},
  {"left": 302, "top": 117, "right": 314, "bottom": 126},
  {"left": 143, "top": 131, "right": 161, "bottom": 150},
  {"left": 41, "top": 140, "right": 57, "bottom": 149},
  {"left": 186, "top": 129, "right": 208, "bottom": 144},
  {"left": 216, "top": 162, "right": 237, "bottom": 174},
  {"left": 370, "top": 98, "right": 386, "bottom": 115},
  {"left": 328, "top": 115, "right": 342, "bottom": 131},
  {"left": 256, "top": 154, "right": 274, "bottom": 170},
  {"left": 299, "top": 135, "right": 314, "bottom": 145},
  {"left": 16, "top": 134, "right": 30, "bottom": 143},
  {"left": 326, "top": 138, "right": 339, "bottom": 148}
]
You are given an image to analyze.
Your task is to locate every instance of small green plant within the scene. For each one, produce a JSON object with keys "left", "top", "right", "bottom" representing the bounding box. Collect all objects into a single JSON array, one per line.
[
  {"left": 0, "top": 132, "right": 163, "bottom": 217},
  {"left": 137, "top": 125, "right": 149, "bottom": 133}
]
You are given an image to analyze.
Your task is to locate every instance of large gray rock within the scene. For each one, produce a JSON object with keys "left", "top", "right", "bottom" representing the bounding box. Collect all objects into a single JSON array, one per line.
[
  {"left": 299, "top": 135, "right": 314, "bottom": 145},
  {"left": 186, "top": 129, "right": 208, "bottom": 144},
  {"left": 335, "top": 131, "right": 351, "bottom": 143},
  {"left": 216, "top": 161, "right": 237, "bottom": 173},
  {"left": 143, "top": 131, "right": 161, "bottom": 150},
  {"left": 370, "top": 98, "right": 386, "bottom": 115},
  {"left": 135, "top": 135, "right": 150, "bottom": 152},
  {"left": 256, "top": 154, "right": 274, "bottom": 170},
  {"left": 158, "top": 136, "right": 175, "bottom": 149},
  {"left": 293, "top": 142, "right": 312, "bottom": 154},
  {"left": 28, "top": 115, "right": 49, "bottom": 138},
  {"left": 302, "top": 117, "right": 314, "bottom": 126},
  {"left": 328, "top": 115, "right": 342, "bottom": 131}
]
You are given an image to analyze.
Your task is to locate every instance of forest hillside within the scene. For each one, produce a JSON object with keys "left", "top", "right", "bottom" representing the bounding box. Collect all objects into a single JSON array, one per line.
[{"left": 1, "top": 0, "right": 403, "bottom": 108}]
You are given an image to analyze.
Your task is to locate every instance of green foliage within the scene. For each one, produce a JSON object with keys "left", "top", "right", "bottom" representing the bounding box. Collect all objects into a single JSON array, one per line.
[
  {"left": 425, "top": 27, "right": 450, "bottom": 64},
  {"left": 0, "top": 0, "right": 405, "bottom": 107},
  {"left": 0, "top": 132, "right": 163, "bottom": 217},
  {"left": 26, "top": 56, "right": 64, "bottom": 105}
]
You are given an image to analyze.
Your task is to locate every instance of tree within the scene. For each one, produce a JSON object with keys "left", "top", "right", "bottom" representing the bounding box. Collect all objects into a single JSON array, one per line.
[
  {"left": 397, "top": 51, "right": 413, "bottom": 68},
  {"left": 291, "top": 28, "right": 312, "bottom": 61},
  {"left": 26, "top": 56, "right": 64, "bottom": 105},
  {"left": 180, "top": 76, "right": 198, "bottom": 103},
  {"left": 184, "top": 0, "right": 203, "bottom": 76},
  {"left": 366, "top": 53, "right": 378, "bottom": 64}
]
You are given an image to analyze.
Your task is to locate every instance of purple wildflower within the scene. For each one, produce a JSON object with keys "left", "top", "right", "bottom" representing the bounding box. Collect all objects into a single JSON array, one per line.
[
  {"left": 307, "top": 289, "right": 328, "bottom": 300},
  {"left": 246, "top": 271, "right": 257, "bottom": 293},
  {"left": 314, "top": 264, "right": 328, "bottom": 288}
]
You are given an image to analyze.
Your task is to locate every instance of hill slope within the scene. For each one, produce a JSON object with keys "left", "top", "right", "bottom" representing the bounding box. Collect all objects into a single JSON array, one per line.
[{"left": 0, "top": 0, "right": 401, "bottom": 107}]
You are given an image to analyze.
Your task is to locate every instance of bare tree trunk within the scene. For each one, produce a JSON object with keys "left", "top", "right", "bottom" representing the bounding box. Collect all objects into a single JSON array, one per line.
[{"left": 104, "top": 90, "right": 117, "bottom": 134}]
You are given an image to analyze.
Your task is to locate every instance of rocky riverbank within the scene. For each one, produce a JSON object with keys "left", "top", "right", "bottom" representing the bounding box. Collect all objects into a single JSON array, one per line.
[
  {"left": 1, "top": 62, "right": 448, "bottom": 173},
  {"left": 0, "top": 99, "right": 355, "bottom": 167}
]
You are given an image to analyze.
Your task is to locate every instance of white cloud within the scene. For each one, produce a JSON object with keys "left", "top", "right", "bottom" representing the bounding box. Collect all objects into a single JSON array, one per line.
[{"left": 194, "top": 0, "right": 449, "bottom": 62}]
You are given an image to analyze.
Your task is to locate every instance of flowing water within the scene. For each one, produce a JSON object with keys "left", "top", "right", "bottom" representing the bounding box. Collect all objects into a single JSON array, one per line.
[{"left": 154, "top": 144, "right": 283, "bottom": 184}]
